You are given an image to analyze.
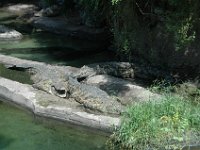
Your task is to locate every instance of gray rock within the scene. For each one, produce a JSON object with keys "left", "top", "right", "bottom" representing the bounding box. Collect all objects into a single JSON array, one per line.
[
  {"left": 30, "top": 17, "right": 109, "bottom": 41},
  {"left": 0, "top": 25, "right": 23, "bottom": 39},
  {"left": 34, "top": 5, "right": 61, "bottom": 17},
  {"left": 77, "top": 62, "right": 174, "bottom": 82},
  {"left": 77, "top": 62, "right": 134, "bottom": 80},
  {"left": 85, "top": 75, "right": 161, "bottom": 105}
]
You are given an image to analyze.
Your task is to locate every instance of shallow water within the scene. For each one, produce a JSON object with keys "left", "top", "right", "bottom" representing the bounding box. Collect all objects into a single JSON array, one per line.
[
  {"left": 0, "top": 8, "right": 115, "bottom": 67},
  {"left": 0, "top": 64, "right": 33, "bottom": 84},
  {"left": 0, "top": 101, "right": 107, "bottom": 150},
  {"left": 0, "top": 32, "right": 115, "bottom": 67}
]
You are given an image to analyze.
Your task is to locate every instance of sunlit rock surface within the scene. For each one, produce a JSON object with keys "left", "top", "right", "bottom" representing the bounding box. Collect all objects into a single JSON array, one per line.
[{"left": 0, "top": 25, "right": 22, "bottom": 39}]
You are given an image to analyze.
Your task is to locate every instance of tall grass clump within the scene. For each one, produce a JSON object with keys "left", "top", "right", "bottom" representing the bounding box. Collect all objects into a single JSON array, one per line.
[{"left": 107, "top": 95, "right": 200, "bottom": 150}]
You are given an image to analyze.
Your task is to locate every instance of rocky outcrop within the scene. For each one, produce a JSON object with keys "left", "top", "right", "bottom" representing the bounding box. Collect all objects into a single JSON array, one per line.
[
  {"left": 34, "top": 5, "right": 62, "bottom": 17},
  {"left": 76, "top": 62, "right": 134, "bottom": 80},
  {"left": 30, "top": 16, "right": 110, "bottom": 42},
  {"left": 0, "top": 25, "right": 22, "bottom": 39},
  {"left": 84, "top": 75, "right": 160, "bottom": 105},
  {"left": 77, "top": 62, "right": 174, "bottom": 82}
]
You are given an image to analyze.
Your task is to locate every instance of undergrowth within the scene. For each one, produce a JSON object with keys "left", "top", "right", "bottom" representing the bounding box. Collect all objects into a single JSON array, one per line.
[{"left": 107, "top": 88, "right": 200, "bottom": 150}]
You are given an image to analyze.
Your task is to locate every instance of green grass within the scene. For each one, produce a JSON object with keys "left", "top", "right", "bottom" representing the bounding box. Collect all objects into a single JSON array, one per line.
[{"left": 107, "top": 94, "right": 200, "bottom": 150}]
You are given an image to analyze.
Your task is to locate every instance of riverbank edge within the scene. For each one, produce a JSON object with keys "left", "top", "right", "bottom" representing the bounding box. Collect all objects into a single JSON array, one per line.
[{"left": 0, "top": 77, "right": 120, "bottom": 133}]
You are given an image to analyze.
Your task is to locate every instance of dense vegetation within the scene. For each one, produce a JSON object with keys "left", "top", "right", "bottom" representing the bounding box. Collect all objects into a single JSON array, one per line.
[
  {"left": 38, "top": 0, "right": 200, "bottom": 75},
  {"left": 107, "top": 88, "right": 200, "bottom": 149}
]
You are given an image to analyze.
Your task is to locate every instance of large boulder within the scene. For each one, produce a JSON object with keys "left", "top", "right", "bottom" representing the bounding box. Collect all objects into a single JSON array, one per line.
[
  {"left": 0, "top": 25, "right": 22, "bottom": 39},
  {"left": 30, "top": 16, "right": 110, "bottom": 42}
]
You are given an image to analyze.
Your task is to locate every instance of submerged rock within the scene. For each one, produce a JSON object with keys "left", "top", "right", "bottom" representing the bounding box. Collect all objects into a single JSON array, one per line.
[{"left": 0, "top": 25, "right": 23, "bottom": 39}]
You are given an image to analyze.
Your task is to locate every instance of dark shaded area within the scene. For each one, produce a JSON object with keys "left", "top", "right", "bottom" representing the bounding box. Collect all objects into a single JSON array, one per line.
[
  {"left": 0, "top": 134, "right": 14, "bottom": 149},
  {"left": 0, "top": 47, "right": 116, "bottom": 67},
  {"left": 0, "top": 0, "right": 39, "bottom": 6}
]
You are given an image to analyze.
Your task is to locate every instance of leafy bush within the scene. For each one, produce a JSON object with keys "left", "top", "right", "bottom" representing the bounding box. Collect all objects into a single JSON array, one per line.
[{"left": 111, "top": 0, "right": 200, "bottom": 65}]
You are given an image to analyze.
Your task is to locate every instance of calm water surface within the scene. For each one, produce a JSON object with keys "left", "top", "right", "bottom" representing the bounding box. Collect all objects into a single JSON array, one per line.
[
  {"left": 0, "top": 8, "right": 116, "bottom": 67},
  {"left": 0, "top": 101, "right": 107, "bottom": 150}
]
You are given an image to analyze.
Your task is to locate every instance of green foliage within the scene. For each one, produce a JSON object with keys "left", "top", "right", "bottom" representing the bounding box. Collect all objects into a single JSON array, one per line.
[
  {"left": 76, "top": 0, "right": 110, "bottom": 27},
  {"left": 165, "top": 1, "right": 197, "bottom": 51},
  {"left": 111, "top": 0, "right": 121, "bottom": 5},
  {"left": 111, "top": 0, "right": 200, "bottom": 63},
  {"left": 107, "top": 94, "right": 200, "bottom": 150},
  {"left": 40, "top": 0, "right": 75, "bottom": 14},
  {"left": 40, "top": 0, "right": 57, "bottom": 7}
]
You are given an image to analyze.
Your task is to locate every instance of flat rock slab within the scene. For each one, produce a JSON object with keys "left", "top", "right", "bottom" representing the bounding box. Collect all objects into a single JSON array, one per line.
[
  {"left": 6, "top": 4, "right": 38, "bottom": 15},
  {"left": 85, "top": 75, "right": 160, "bottom": 105},
  {"left": 30, "top": 17, "right": 109, "bottom": 41},
  {"left": 0, "top": 25, "right": 22, "bottom": 39},
  {"left": 0, "top": 77, "right": 120, "bottom": 132}
]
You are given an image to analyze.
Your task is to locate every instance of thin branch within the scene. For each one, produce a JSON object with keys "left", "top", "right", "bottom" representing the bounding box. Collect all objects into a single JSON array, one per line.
[{"left": 135, "top": 1, "right": 156, "bottom": 17}]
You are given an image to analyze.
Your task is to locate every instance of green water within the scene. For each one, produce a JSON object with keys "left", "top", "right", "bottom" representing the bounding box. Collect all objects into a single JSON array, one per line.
[
  {"left": 0, "top": 64, "right": 33, "bottom": 84},
  {"left": 0, "top": 8, "right": 115, "bottom": 67},
  {"left": 0, "top": 101, "right": 107, "bottom": 150},
  {"left": 0, "top": 32, "right": 115, "bottom": 67}
]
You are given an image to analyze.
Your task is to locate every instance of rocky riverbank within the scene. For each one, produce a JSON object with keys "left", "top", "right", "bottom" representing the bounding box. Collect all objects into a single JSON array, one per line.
[
  {"left": 0, "top": 54, "right": 161, "bottom": 132},
  {"left": 0, "top": 3, "right": 164, "bottom": 132}
]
